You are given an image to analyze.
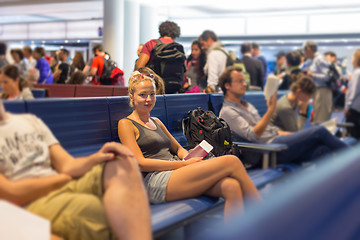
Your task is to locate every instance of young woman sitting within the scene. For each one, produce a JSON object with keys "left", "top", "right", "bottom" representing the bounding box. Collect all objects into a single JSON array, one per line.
[{"left": 118, "top": 71, "right": 262, "bottom": 220}]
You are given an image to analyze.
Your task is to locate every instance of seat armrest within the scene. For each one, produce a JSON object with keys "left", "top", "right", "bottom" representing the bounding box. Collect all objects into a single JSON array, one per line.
[
  {"left": 336, "top": 122, "right": 355, "bottom": 128},
  {"left": 233, "top": 141, "right": 288, "bottom": 152},
  {"left": 233, "top": 141, "right": 288, "bottom": 169}
]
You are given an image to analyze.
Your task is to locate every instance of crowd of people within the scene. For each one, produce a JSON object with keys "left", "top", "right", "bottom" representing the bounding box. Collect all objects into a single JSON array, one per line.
[{"left": 0, "top": 19, "right": 360, "bottom": 239}]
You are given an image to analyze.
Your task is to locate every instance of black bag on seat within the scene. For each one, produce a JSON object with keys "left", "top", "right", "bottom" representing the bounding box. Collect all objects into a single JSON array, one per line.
[{"left": 182, "top": 107, "right": 233, "bottom": 157}]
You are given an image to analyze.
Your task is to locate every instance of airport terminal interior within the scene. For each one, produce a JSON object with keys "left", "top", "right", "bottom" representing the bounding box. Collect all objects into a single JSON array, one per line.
[{"left": 0, "top": 0, "right": 359, "bottom": 239}]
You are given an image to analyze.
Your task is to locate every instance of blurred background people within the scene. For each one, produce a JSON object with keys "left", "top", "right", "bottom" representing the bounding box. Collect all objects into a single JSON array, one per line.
[
  {"left": 22, "top": 45, "right": 37, "bottom": 72},
  {"left": 10, "top": 48, "right": 26, "bottom": 76},
  {"left": 32, "top": 47, "right": 53, "bottom": 84},
  {"left": 0, "top": 42, "right": 9, "bottom": 68},
  {"left": 345, "top": 49, "right": 360, "bottom": 139},
  {"left": 182, "top": 40, "right": 206, "bottom": 93},
  {"left": 0, "top": 65, "right": 34, "bottom": 100}
]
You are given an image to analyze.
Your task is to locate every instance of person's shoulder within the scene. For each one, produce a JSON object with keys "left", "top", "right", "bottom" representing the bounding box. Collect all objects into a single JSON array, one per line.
[
  {"left": 58, "top": 62, "right": 68, "bottom": 68},
  {"left": 118, "top": 117, "right": 133, "bottom": 126},
  {"left": 11, "top": 113, "right": 39, "bottom": 123},
  {"left": 144, "top": 39, "right": 158, "bottom": 47},
  {"left": 150, "top": 117, "right": 164, "bottom": 126}
]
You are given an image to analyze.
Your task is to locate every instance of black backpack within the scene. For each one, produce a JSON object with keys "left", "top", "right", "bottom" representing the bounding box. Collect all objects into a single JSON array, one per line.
[
  {"left": 327, "top": 63, "right": 340, "bottom": 91},
  {"left": 182, "top": 107, "right": 233, "bottom": 157},
  {"left": 99, "top": 56, "right": 124, "bottom": 85},
  {"left": 214, "top": 48, "right": 251, "bottom": 89},
  {"left": 148, "top": 40, "right": 186, "bottom": 94}
]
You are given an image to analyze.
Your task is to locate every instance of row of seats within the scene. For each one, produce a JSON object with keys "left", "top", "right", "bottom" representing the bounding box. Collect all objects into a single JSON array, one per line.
[
  {"left": 203, "top": 143, "right": 360, "bottom": 240},
  {"left": 4, "top": 92, "right": 286, "bottom": 238},
  {"left": 33, "top": 84, "right": 128, "bottom": 98}
]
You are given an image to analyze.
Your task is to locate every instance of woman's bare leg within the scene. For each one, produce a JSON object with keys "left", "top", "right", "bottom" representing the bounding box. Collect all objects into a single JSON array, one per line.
[
  {"left": 166, "top": 155, "right": 261, "bottom": 206},
  {"left": 204, "top": 177, "right": 244, "bottom": 220}
]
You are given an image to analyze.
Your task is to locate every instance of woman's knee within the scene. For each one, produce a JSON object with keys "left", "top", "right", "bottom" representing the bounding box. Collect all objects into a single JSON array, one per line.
[
  {"left": 219, "top": 155, "right": 246, "bottom": 171},
  {"left": 221, "top": 178, "right": 242, "bottom": 199}
]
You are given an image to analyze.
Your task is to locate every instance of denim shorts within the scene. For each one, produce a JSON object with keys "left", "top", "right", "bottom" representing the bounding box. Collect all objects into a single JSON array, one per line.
[{"left": 143, "top": 156, "right": 180, "bottom": 204}]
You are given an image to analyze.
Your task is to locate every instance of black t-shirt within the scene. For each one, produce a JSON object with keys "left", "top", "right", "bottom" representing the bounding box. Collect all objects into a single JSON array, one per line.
[{"left": 57, "top": 62, "right": 70, "bottom": 84}]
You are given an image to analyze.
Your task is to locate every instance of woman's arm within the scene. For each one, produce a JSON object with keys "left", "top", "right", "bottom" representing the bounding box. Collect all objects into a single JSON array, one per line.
[
  {"left": 118, "top": 119, "right": 198, "bottom": 172},
  {"left": 0, "top": 173, "right": 71, "bottom": 206}
]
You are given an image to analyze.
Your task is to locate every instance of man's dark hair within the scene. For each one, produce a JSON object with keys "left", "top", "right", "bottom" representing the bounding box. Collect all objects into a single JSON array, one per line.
[
  {"left": 23, "top": 45, "right": 32, "bottom": 54},
  {"left": 34, "top": 47, "right": 46, "bottom": 57},
  {"left": 304, "top": 41, "right": 317, "bottom": 52},
  {"left": 158, "top": 21, "right": 180, "bottom": 39},
  {"left": 241, "top": 43, "right": 251, "bottom": 54},
  {"left": 286, "top": 51, "right": 301, "bottom": 67},
  {"left": 0, "top": 42, "right": 7, "bottom": 55},
  {"left": 10, "top": 48, "right": 24, "bottom": 60},
  {"left": 199, "top": 30, "right": 218, "bottom": 42},
  {"left": 324, "top": 51, "right": 336, "bottom": 58},
  {"left": 60, "top": 48, "right": 69, "bottom": 56},
  {"left": 92, "top": 44, "right": 104, "bottom": 55},
  {"left": 297, "top": 49, "right": 304, "bottom": 57},
  {"left": 218, "top": 66, "right": 243, "bottom": 95},
  {"left": 276, "top": 51, "right": 286, "bottom": 60},
  {"left": 251, "top": 42, "right": 260, "bottom": 50}
]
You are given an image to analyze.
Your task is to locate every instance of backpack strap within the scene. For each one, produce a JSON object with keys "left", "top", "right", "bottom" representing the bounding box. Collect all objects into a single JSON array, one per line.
[{"left": 213, "top": 47, "right": 229, "bottom": 58}]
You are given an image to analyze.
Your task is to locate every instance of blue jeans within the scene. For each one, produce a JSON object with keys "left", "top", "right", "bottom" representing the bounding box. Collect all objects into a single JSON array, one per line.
[{"left": 271, "top": 126, "right": 348, "bottom": 164}]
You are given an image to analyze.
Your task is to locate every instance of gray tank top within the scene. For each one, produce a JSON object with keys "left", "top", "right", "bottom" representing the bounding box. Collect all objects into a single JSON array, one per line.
[{"left": 126, "top": 118, "right": 174, "bottom": 160}]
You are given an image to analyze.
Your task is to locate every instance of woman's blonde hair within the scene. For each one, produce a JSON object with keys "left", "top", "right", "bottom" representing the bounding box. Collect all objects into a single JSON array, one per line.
[
  {"left": 128, "top": 70, "right": 156, "bottom": 107},
  {"left": 136, "top": 67, "right": 165, "bottom": 95}
]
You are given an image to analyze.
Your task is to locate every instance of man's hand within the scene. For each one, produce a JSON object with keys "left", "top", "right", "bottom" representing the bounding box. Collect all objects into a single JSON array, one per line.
[
  {"left": 267, "top": 92, "right": 277, "bottom": 113},
  {"left": 298, "top": 100, "right": 309, "bottom": 115},
  {"left": 344, "top": 109, "right": 350, "bottom": 117},
  {"left": 95, "top": 142, "right": 135, "bottom": 164}
]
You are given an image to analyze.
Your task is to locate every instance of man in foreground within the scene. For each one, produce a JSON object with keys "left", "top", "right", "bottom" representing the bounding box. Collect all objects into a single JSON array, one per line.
[{"left": 0, "top": 99, "right": 151, "bottom": 240}]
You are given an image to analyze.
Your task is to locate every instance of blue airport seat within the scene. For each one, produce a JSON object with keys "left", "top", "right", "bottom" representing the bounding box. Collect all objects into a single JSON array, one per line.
[
  {"left": 3, "top": 100, "right": 27, "bottom": 113},
  {"left": 164, "top": 93, "right": 209, "bottom": 146},
  {"left": 208, "top": 93, "right": 224, "bottom": 116},
  {"left": 107, "top": 95, "right": 167, "bottom": 142},
  {"left": 203, "top": 144, "right": 360, "bottom": 240},
  {"left": 31, "top": 88, "right": 46, "bottom": 98},
  {"left": 25, "top": 97, "right": 112, "bottom": 155},
  {"left": 151, "top": 166, "right": 285, "bottom": 237},
  {"left": 151, "top": 196, "right": 222, "bottom": 237}
]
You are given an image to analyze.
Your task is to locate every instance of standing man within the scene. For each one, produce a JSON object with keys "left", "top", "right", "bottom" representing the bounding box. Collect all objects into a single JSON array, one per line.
[
  {"left": 0, "top": 42, "right": 8, "bottom": 68},
  {"left": 251, "top": 42, "right": 268, "bottom": 85},
  {"left": 303, "top": 41, "right": 332, "bottom": 123},
  {"left": 199, "top": 30, "right": 228, "bottom": 92},
  {"left": 85, "top": 44, "right": 108, "bottom": 85},
  {"left": 22, "top": 45, "right": 37, "bottom": 72},
  {"left": 53, "top": 48, "right": 70, "bottom": 84},
  {"left": 241, "top": 43, "right": 264, "bottom": 90}
]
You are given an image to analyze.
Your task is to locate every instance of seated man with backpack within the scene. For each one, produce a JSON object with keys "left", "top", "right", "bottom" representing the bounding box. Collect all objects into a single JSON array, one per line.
[
  {"left": 218, "top": 66, "right": 348, "bottom": 166},
  {"left": 135, "top": 20, "right": 186, "bottom": 94}
]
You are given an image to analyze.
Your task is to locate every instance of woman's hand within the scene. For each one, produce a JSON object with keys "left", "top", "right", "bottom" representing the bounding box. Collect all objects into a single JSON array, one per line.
[{"left": 182, "top": 157, "right": 203, "bottom": 166}]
